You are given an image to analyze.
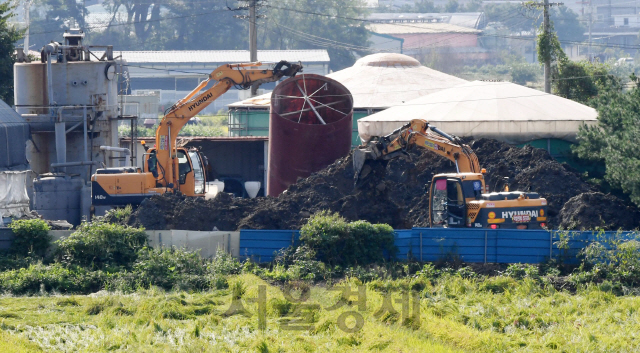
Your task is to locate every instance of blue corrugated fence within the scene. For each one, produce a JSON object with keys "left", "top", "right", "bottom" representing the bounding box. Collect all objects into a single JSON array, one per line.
[
  {"left": 239, "top": 228, "right": 638, "bottom": 264},
  {"left": 239, "top": 230, "right": 300, "bottom": 262},
  {"left": 2, "top": 226, "right": 637, "bottom": 264}
]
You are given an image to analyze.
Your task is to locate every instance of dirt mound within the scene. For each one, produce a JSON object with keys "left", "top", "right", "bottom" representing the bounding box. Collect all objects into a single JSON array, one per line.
[
  {"left": 557, "top": 192, "right": 640, "bottom": 231},
  {"left": 130, "top": 138, "right": 622, "bottom": 231}
]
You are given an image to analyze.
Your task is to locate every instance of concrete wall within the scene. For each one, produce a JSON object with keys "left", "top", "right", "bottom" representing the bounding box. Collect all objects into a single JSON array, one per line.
[
  {"left": 47, "top": 229, "right": 239, "bottom": 259},
  {"left": 146, "top": 230, "right": 240, "bottom": 258}
]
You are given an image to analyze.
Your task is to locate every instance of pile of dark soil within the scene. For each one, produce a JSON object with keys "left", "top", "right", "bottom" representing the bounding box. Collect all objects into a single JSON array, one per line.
[
  {"left": 129, "top": 138, "right": 636, "bottom": 231},
  {"left": 557, "top": 192, "right": 640, "bottom": 230}
]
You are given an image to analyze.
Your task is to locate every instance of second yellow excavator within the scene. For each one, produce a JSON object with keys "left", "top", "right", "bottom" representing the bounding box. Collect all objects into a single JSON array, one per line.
[
  {"left": 91, "top": 60, "right": 302, "bottom": 207},
  {"left": 354, "top": 119, "right": 548, "bottom": 229}
]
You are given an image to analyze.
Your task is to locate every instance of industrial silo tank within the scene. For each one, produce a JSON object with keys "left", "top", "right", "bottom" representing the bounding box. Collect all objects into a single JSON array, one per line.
[{"left": 267, "top": 74, "right": 353, "bottom": 196}]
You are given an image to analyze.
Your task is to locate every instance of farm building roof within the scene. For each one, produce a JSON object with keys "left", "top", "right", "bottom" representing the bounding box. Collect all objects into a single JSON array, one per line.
[
  {"left": 357, "top": 80, "right": 598, "bottom": 144},
  {"left": 110, "top": 50, "right": 330, "bottom": 64},
  {"left": 367, "top": 22, "right": 480, "bottom": 35}
]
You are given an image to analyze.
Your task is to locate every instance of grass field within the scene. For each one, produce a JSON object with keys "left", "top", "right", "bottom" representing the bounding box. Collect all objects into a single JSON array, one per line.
[{"left": 2, "top": 273, "right": 640, "bottom": 352}]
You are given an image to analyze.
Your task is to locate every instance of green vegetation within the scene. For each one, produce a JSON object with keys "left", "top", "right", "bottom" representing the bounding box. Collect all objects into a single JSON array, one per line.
[
  {"left": 55, "top": 222, "right": 147, "bottom": 270},
  {"left": 118, "top": 124, "right": 226, "bottom": 138},
  {"left": 573, "top": 78, "right": 640, "bottom": 206},
  {"left": 261, "top": 0, "right": 370, "bottom": 70},
  {"left": 0, "top": 2, "right": 21, "bottom": 103},
  {"left": 8, "top": 219, "right": 51, "bottom": 258},
  {"left": 119, "top": 113, "right": 229, "bottom": 137},
  {"left": 299, "top": 211, "right": 396, "bottom": 266},
  {"left": 458, "top": 62, "right": 542, "bottom": 86},
  {"left": 31, "top": 0, "right": 369, "bottom": 70},
  {"left": 2, "top": 215, "right": 640, "bottom": 351},
  {"left": 2, "top": 271, "right": 640, "bottom": 352}
]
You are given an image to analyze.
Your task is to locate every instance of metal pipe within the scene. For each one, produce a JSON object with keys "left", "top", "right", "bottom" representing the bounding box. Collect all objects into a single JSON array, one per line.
[
  {"left": 99, "top": 146, "right": 131, "bottom": 167},
  {"left": 57, "top": 105, "right": 84, "bottom": 122},
  {"left": 430, "top": 125, "right": 456, "bottom": 143},
  {"left": 83, "top": 106, "right": 88, "bottom": 162},
  {"left": 51, "top": 161, "right": 98, "bottom": 168},
  {"left": 44, "top": 42, "right": 58, "bottom": 116},
  {"left": 55, "top": 122, "right": 66, "bottom": 169},
  {"left": 46, "top": 53, "right": 53, "bottom": 116}
]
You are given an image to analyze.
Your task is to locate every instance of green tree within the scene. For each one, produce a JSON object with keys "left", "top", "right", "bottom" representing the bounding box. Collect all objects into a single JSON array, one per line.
[
  {"left": 27, "top": 0, "right": 84, "bottom": 51},
  {"left": 573, "top": 78, "right": 640, "bottom": 206},
  {"left": 0, "top": 2, "right": 21, "bottom": 104},
  {"left": 485, "top": 3, "right": 536, "bottom": 33},
  {"left": 444, "top": 0, "right": 459, "bottom": 13},
  {"left": 552, "top": 6, "right": 585, "bottom": 43},
  {"left": 412, "top": 0, "right": 440, "bottom": 12},
  {"left": 553, "top": 60, "right": 616, "bottom": 103},
  {"left": 261, "top": 0, "right": 370, "bottom": 71}
]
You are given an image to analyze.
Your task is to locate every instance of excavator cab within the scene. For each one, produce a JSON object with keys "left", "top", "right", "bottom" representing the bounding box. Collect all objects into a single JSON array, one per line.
[
  {"left": 143, "top": 147, "right": 206, "bottom": 196},
  {"left": 430, "top": 177, "right": 467, "bottom": 227}
]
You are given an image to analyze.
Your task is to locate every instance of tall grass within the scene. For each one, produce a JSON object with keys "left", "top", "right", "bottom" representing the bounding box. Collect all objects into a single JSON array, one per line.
[{"left": 2, "top": 273, "right": 640, "bottom": 352}]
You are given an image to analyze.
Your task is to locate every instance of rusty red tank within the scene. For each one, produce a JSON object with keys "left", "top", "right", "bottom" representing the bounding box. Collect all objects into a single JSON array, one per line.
[{"left": 267, "top": 74, "right": 353, "bottom": 196}]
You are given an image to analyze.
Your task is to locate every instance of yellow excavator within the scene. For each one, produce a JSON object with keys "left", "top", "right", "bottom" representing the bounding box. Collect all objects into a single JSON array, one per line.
[
  {"left": 354, "top": 119, "right": 548, "bottom": 229},
  {"left": 92, "top": 60, "right": 302, "bottom": 207}
]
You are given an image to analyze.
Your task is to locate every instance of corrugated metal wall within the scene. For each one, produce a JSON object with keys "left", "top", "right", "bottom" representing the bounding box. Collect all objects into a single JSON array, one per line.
[{"left": 238, "top": 228, "right": 638, "bottom": 264}]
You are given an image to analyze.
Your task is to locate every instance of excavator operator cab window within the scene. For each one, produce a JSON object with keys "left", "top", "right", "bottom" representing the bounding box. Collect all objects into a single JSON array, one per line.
[
  {"left": 462, "top": 180, "right": 483, "bottom": 200},
  {"left": 177, "top": 151, "right": 192, "bottom": 185},
  {"left": 147, "top": 151, "right": 158, "bottom": 178},
  {"left": 431, "top": 179, "right": 448, "bottom": 226},
  {"left": 430, "top": 178, "right": 465, "bottom": 227},
  {"left": 446, "top": 179, "right": 465, "bottom": 226},
  {"left": 189, "top": 151, "right": 205, "bottom": 194}
]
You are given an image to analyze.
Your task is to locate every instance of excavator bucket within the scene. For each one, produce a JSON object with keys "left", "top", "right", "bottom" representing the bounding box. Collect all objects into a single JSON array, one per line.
[{"left": 353, "top": 147, "right": 374, "bottom": 185}]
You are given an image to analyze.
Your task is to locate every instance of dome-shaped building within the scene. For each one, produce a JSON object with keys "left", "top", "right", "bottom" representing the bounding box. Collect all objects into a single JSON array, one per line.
[{"left": 228, "top": 53, "right": 467, "bottom": 146}]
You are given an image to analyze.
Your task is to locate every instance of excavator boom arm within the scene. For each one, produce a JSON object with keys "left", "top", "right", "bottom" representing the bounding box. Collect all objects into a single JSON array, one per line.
[
  {"left": 154, "top": 60, "right": 302, "bottom": 188},
  {"left": 354, "top": 119, "right": 480, "bottom": 181}
]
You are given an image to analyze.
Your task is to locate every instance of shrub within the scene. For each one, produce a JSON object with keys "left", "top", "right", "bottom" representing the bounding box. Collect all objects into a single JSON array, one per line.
[
  {"left": 348, "top": 221, "right": 396, "bottom": 264},
  {"left": 300, "top": 211, "right": 349, "bottom": 265},
  {"left": 504, "top": 264, "right": 540, "bottom": 281},
  {"left": 55, "top": 222, "right": 148, "bottom": 270},
  {"left": 105, "top": 247, "right": 230, "bottom": 292},
  {"left": 102, "top": 205, "right": 133, "bottom": 225},
  {"left": 299, "top": 211, "right": 396, "bottom": 266},
  {"left": 0, "top": 263, "right": 104, "bottom": 295},
  {"left": 580, "top": 231, "right": 640, "bottom": 285},
  {"left": 129, "top": 247, "right": 210, "bottom": 291},
  {"left": 209, "top": 248, "right": 242, "bottom": 275},
  {"left": 8, "top": 219, "right": 51, "bottom": 257}
]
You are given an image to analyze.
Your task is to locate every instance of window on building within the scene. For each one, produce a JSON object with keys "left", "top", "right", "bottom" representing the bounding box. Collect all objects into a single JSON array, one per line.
[{"left": 624, "top": 18, "right": 629, "bottom": 25}]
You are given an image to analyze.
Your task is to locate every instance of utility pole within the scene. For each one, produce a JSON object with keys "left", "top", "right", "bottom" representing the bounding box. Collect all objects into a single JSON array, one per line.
[
  {"left": 249, "top": 0, "right": 258, "bottom": 96},
  {"left": 587, "top": 0, "right": 596, "bottom": 62},
  {"left": 543, "top": 0, "right": 551, "bottom": 93},
  {"left": 234, "top": 0, "right": 265, "bottom": 97},
  {"left": 528, "top": 1, "right": 563, "bottom": 93}
]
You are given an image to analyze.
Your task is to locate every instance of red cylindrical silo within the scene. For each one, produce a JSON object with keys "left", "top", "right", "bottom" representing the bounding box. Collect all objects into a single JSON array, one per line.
[{"left": 267, "top": 74, "right": 353, "bottom": 196}]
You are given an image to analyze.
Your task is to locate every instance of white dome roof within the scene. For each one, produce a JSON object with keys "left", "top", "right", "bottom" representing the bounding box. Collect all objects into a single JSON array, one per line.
[
  {"left": 358, "top": 81, "right": 598, "bottom": 144},
  {"left": 228, "top": 53, "right": 467, "bottom": 110}
]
